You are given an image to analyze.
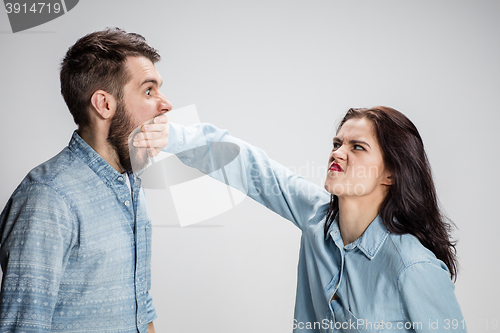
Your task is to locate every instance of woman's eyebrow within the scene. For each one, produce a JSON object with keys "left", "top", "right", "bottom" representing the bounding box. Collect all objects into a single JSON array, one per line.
[
  {"left": 333, "top": 137, "right": 371, "bottom": 149},
  {"left": 349, "top": 139, "right": 371, "bottom": 148}
]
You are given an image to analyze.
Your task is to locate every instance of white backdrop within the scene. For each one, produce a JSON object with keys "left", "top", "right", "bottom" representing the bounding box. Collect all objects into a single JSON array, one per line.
[{"left": 1, "top": 1, "right": 499, "bottom": 332}]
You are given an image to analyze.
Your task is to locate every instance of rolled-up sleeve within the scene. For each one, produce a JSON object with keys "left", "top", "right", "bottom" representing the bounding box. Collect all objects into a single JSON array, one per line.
[{"left": 145, "top": 291, "right": 157, "bottom": 324}]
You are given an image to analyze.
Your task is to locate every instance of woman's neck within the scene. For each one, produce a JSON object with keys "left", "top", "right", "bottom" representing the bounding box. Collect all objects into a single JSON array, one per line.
[{"left": 337, "top": 195, "right": 383, "bottom": 246}]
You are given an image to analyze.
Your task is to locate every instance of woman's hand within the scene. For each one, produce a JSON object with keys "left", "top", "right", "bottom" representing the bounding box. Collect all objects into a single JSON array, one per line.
[{"left": 133, "top": 114, "right": 170, "bottom": 157}]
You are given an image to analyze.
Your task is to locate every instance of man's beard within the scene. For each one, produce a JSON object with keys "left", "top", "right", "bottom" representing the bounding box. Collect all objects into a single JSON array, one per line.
[{"left": 107, "top": 102, "right": 149, "bottom": 173}]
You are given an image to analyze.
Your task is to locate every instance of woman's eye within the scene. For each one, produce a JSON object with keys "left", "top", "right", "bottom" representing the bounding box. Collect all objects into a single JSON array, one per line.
[
  {"left": 353, "top": 145, "right": 365, "bottom": 151},
  {"left": 333, "top": 142, "right": 341, "bottom": 149}
]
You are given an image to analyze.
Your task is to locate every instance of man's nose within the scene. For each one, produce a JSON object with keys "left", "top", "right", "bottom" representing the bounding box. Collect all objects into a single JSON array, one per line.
[{"left": 157, "top": 92, "right": 173, "bottom": 114}]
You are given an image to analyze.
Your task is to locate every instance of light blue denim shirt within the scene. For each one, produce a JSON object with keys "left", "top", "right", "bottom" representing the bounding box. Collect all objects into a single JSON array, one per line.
[
  {"left": 164, "top": 122, "right": 466, "bottom": 333},
  {"left": 0, "top": 131, "right": 155, "bottom": 332}
]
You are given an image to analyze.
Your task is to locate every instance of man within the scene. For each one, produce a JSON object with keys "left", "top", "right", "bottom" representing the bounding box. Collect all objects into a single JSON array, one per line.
[{"left": 0, "top": 28, "right": 172, "bottom": 332}]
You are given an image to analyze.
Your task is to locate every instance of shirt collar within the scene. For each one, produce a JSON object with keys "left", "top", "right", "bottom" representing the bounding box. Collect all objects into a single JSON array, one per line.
[
  {"left": 68, "top": 130, "right": 125, "bottom": 186},
  {"left": 328, "top": 213, "right": 389, "bottom": 260}
]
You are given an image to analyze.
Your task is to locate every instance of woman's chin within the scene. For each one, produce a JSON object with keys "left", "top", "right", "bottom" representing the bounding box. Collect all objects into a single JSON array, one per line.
[{"left": 324, "top": 181, "right": 341, "bottom": 196}]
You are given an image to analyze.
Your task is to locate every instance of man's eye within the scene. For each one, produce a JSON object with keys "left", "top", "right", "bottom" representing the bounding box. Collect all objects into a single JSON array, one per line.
[
  {"left": 353, "top": 145, "right": 365, "bottom": 151},
  {"left": 333, "top": 142, "right": 341, "bottom": 149},
  {"left": 145, "top": 88, "right": 151, "bottom": 96}
]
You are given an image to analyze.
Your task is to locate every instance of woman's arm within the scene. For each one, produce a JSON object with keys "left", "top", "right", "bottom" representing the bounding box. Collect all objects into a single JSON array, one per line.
[
  {"left": 161, "top": 122, "right": 330, "bottom": 230},
  {"left": 398, "top": 262, "right": 467, "bottom": 332}
]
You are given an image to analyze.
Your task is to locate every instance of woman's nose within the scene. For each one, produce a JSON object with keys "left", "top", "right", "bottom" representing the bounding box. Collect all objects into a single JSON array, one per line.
[{"left": 331, "top": 147, "right": 347, "bottom": 162}]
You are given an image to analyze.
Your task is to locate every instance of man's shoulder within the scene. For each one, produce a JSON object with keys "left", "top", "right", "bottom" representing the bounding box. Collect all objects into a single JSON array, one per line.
[
  {"left": 0, "top": 146, "right": 86, "bottom": 230},
  {"left": 16, "top": 145, "right": 88, "bottom": 196}
]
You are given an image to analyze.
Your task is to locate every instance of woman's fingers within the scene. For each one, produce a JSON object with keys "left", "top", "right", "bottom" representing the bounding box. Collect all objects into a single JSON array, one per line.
[
  {"left": 133, "top": 116, "right": 170, "bottom": 155},
  {"left": 134, "top": 131, "right": 164, "bottom": 142},
  {"left": 153, "top": 114, "right": 169, "bottom": 124}
]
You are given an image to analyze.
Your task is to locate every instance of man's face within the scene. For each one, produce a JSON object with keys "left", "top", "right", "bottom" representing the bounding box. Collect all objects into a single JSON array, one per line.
[
  {"left": 107, "top": 56, "right": 172, "bottom": 173},
  {"left": 121, "top": 56, "right": 172, "bottom": 128}
]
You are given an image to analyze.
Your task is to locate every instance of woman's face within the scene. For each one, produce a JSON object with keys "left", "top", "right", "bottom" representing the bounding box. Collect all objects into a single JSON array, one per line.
[{"left": 324, "top": 117, "right": 392, "bottom": 199}]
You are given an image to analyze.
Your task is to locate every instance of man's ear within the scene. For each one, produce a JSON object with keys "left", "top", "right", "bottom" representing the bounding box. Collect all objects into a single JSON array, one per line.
[{"left": 90, "top": 90, "right": 117, "bottom": 120}]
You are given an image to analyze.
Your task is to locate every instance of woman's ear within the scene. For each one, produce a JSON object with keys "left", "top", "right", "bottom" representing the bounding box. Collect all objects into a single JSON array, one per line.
[
  {"left": 90, "top": 90, "right": 117, "bottom": 120},
  {"left": 382, "top": 174, "right": 393, "bottom": 186}
]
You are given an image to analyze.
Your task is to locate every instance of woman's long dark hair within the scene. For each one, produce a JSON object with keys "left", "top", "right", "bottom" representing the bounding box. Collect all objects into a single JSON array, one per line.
[{"left": 324, "top": 107, "right": 458, "bottom": 280}]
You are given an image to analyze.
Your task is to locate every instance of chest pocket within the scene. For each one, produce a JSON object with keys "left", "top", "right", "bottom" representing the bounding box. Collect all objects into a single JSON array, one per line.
[{"left": 334, "top": 307, "right": 409, "bottom": 333}]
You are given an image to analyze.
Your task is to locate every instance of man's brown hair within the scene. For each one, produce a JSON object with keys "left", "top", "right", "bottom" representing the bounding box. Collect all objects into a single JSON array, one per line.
[{"left": 60, "top": 27, "right": 160, "bottom": 128}]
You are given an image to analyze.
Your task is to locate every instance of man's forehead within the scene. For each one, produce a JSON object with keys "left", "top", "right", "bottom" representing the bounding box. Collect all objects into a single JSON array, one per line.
[{"left": 124, "top": 56, "right": 162, "bottom": 86}]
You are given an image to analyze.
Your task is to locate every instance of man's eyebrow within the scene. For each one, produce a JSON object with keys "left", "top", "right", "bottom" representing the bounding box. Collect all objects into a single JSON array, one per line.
[{"left": 140, "top": 78, "right": 163, "bottom": 87}]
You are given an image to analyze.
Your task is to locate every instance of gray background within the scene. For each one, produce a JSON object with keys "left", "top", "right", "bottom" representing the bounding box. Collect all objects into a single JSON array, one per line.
[{"left": 1, "top": 1, "right": 499, "bottom": 332}]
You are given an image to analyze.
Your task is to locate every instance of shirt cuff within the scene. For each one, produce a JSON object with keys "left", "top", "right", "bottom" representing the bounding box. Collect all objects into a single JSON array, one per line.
[{"left": 146, "top": 292, "right": 157, "bottom": 323}]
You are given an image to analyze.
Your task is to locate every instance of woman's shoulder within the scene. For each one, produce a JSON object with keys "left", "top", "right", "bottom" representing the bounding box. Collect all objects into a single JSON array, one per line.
[
  {"left": 386, "top": 233, "right": 448, "bottom": 273},
  {"left": 302, "top": 203, "right": 330, "bottom": 232}
]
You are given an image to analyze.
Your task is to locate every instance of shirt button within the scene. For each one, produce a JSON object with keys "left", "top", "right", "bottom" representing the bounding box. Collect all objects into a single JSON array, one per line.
[{"left": 124, "top": 200, "right": 130, "bottom": 206}]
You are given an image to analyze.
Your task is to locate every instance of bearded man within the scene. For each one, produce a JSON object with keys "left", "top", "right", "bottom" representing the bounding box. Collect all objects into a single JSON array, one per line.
[{"left": 0, "top": 28, "right": 171, "bottom": 332}]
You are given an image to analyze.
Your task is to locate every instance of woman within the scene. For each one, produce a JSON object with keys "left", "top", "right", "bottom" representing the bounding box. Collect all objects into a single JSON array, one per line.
[{"left": 138, "top": 106, "right": 466, "bottom": 332}]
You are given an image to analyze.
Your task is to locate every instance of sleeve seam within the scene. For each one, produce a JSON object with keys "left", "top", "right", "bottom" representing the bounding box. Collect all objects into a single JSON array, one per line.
[
  {"left": 11, "top": 181, "right": 77, "bottom": 240},
  {"left": 397, "top": 261, "right": 433, "bottom": 321}
]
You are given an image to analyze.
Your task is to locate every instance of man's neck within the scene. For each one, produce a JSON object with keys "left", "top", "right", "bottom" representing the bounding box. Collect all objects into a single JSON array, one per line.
[{"left": 78, "top": 127, "right": 125, "bottom": 174}]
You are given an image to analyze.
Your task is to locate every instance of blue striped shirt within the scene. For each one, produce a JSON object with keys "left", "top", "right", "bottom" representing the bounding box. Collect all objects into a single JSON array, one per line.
[{"left": 0, "top": 131, "right": 155, "bottom": 332}]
